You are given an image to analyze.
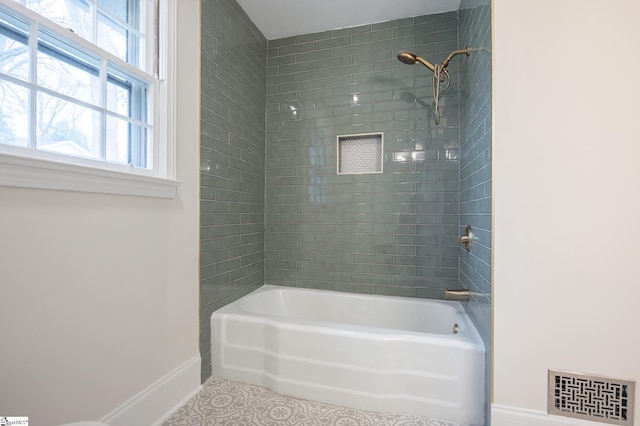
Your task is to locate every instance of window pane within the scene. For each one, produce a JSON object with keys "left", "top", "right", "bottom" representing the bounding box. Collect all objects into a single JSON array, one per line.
[
  {"left": 105, "top": 115, "right": 127, "bottom": 164},
  {"left": 128, "top": 122, "right": 149, "bottom": 168},
  {"left": 97, "top": 12, "right": 127, "bottom": 62},
  {"left": 107, "top": 63, "right": 148, "bottom": 122},
  {"left": 106, "top": 115, "right": 150, "bottom": 168},
  {"left": 37, "top": 40, "right": 101, "bottom": 106},
  {"left": 98, "top": 0, "right": 129, "bottom": 28},
  {"left": 0, "top": 11, "right": 29, "bottom": 81},
  {"left": 0, "top": 79, "right": 29, "bottom": 147},
  {"left": 106, "top": 79, "right": 129, "bottom": 115},
  {"left": 36, "top": 91, "right": 100, "bottom": 159},
  {"left": 25, "top": 0, "right": 91, "bottom": 40}
]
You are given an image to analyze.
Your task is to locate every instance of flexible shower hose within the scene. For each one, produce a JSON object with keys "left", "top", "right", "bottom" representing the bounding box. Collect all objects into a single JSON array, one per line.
[{"left": 432, "top": 64, "right": 451, "bottom": 125}]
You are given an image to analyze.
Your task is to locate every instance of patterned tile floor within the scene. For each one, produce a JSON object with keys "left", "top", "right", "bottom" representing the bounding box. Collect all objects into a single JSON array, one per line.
[{"left": 163, "top": 377, "right": 468, "bottom": 426}]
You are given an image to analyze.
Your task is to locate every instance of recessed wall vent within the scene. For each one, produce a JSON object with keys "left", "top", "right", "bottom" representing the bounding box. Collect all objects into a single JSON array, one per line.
[
  {"left": 337, "top": 132, "right": 383, "bottom": 175},
  {"left": 548, "top": 369, "right": 635, "bottom": 425}
]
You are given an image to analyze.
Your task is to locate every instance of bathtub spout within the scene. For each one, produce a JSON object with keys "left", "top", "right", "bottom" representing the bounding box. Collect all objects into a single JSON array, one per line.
[{"left": 445, "top": 289, "right": 471, "bottom": 301}]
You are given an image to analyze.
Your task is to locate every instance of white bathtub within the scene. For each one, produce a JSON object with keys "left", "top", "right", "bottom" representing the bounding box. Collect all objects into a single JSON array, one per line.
[{"left": 211, "top": 285, "right": 485, "bottom": 425}]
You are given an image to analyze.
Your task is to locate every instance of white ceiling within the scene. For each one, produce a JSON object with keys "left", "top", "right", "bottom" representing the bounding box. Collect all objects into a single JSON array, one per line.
[{"left": 235, "top": 0, "right": 461, "bottom": 40}]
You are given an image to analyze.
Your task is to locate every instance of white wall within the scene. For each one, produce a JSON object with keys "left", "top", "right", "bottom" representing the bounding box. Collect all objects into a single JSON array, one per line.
[
  {"left": 0, "top": 2, "right": 201, "bottom": 425},
  {"left": 493, "top": 0, "right": 640, "bottom": 424}
]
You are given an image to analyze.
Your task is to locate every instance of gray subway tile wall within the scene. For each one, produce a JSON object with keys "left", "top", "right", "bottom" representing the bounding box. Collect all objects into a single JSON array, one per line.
[
  {"left": 458, "top": 0, "right": 492, "bottom": 423},
  {"left": 265, "top": 12, "right": 462, "bottom": 297},
  {"left": 459, "top": 0, "right": 492, "bottom": 354},
  {"left": 200, "top": 0, "right": 267, "bottom": 382}
]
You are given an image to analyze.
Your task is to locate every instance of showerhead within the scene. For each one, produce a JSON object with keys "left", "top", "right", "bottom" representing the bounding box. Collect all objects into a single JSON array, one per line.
[
  {"left": 396, "top": 46, "right": 473, "bottom": 126},
  {"left": 397, "top": 51, "right": 417, "bottom": 65},
  {"left": 396, "top": 51, "right": 436, "bottom": 72}
]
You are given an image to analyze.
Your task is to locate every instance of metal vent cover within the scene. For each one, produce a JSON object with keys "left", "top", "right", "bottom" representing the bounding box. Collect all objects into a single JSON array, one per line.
[
  {"left": 337, "top": 132, "right": 383, "bottom": 175},
  {"left": 548, "top": 369, "right": 635, "bottom": 425}
]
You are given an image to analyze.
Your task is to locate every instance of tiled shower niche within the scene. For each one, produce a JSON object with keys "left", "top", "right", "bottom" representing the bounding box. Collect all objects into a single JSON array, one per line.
[{"left": 337, "top": 132, "right": 383, "bottom": 175}]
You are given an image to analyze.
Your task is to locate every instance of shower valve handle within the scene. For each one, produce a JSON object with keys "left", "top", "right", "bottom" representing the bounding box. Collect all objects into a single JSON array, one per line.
[{"left": 459, "top": 225, "right": 475, "bottom": 253}]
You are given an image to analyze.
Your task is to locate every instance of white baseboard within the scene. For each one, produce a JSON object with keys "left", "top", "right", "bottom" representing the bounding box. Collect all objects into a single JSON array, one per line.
[
  {"left": 101, "top": 355, "right": 202, "bottom": 426},
  {"left": 492, "top": 405, "right": 611, "bottom": 426}
]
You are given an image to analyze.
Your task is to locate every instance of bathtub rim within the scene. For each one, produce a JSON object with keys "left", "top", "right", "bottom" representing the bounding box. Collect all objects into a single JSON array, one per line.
[{"left": 212, "top": 284, "right": 485, "bottom": 351}]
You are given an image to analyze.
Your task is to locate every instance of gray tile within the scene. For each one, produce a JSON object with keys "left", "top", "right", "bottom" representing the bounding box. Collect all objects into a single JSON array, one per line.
[
  {"left": 296, "top": 30, "right": 333, "bottom": 44},
  {"left": 373, "top": 285, "right": 416, "bottom": 298},
  {"left": 278, "top": 42, "right": 315, "bottom": 56},
  {"left": 201, "top": 0, "right": 267, "bottom": 381},
  {"left": 333, "top": 42, "right": 372, "bottom": 57},
  {"left": 296, "top": 48, "right": 333, "bottom": 63},
  {"left": 313, "top": 35, "right": 352, "bottom": 50}
]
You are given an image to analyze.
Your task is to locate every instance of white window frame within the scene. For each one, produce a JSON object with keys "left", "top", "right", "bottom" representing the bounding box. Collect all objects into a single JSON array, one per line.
[{"left": 0, "top": 0, "right": 180, "bottom": 198}]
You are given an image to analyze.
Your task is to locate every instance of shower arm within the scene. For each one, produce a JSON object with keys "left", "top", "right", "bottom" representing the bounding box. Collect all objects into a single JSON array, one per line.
[
  {"left": 440, "top": 46, "right": 472, "bottom": 69},
  {"left": 409, "top": 46, "right": 471, "bottom": 73}
]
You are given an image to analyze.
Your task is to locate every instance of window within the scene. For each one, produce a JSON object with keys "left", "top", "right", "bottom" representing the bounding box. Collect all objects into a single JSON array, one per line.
[{"left": 0, "top": 0, "right": 178, "bottom": 198}]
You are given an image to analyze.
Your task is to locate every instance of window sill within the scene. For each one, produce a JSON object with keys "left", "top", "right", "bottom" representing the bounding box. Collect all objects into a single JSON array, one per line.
[{"left": 0, "top": 153, "right": 181, "bottom": 199}]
